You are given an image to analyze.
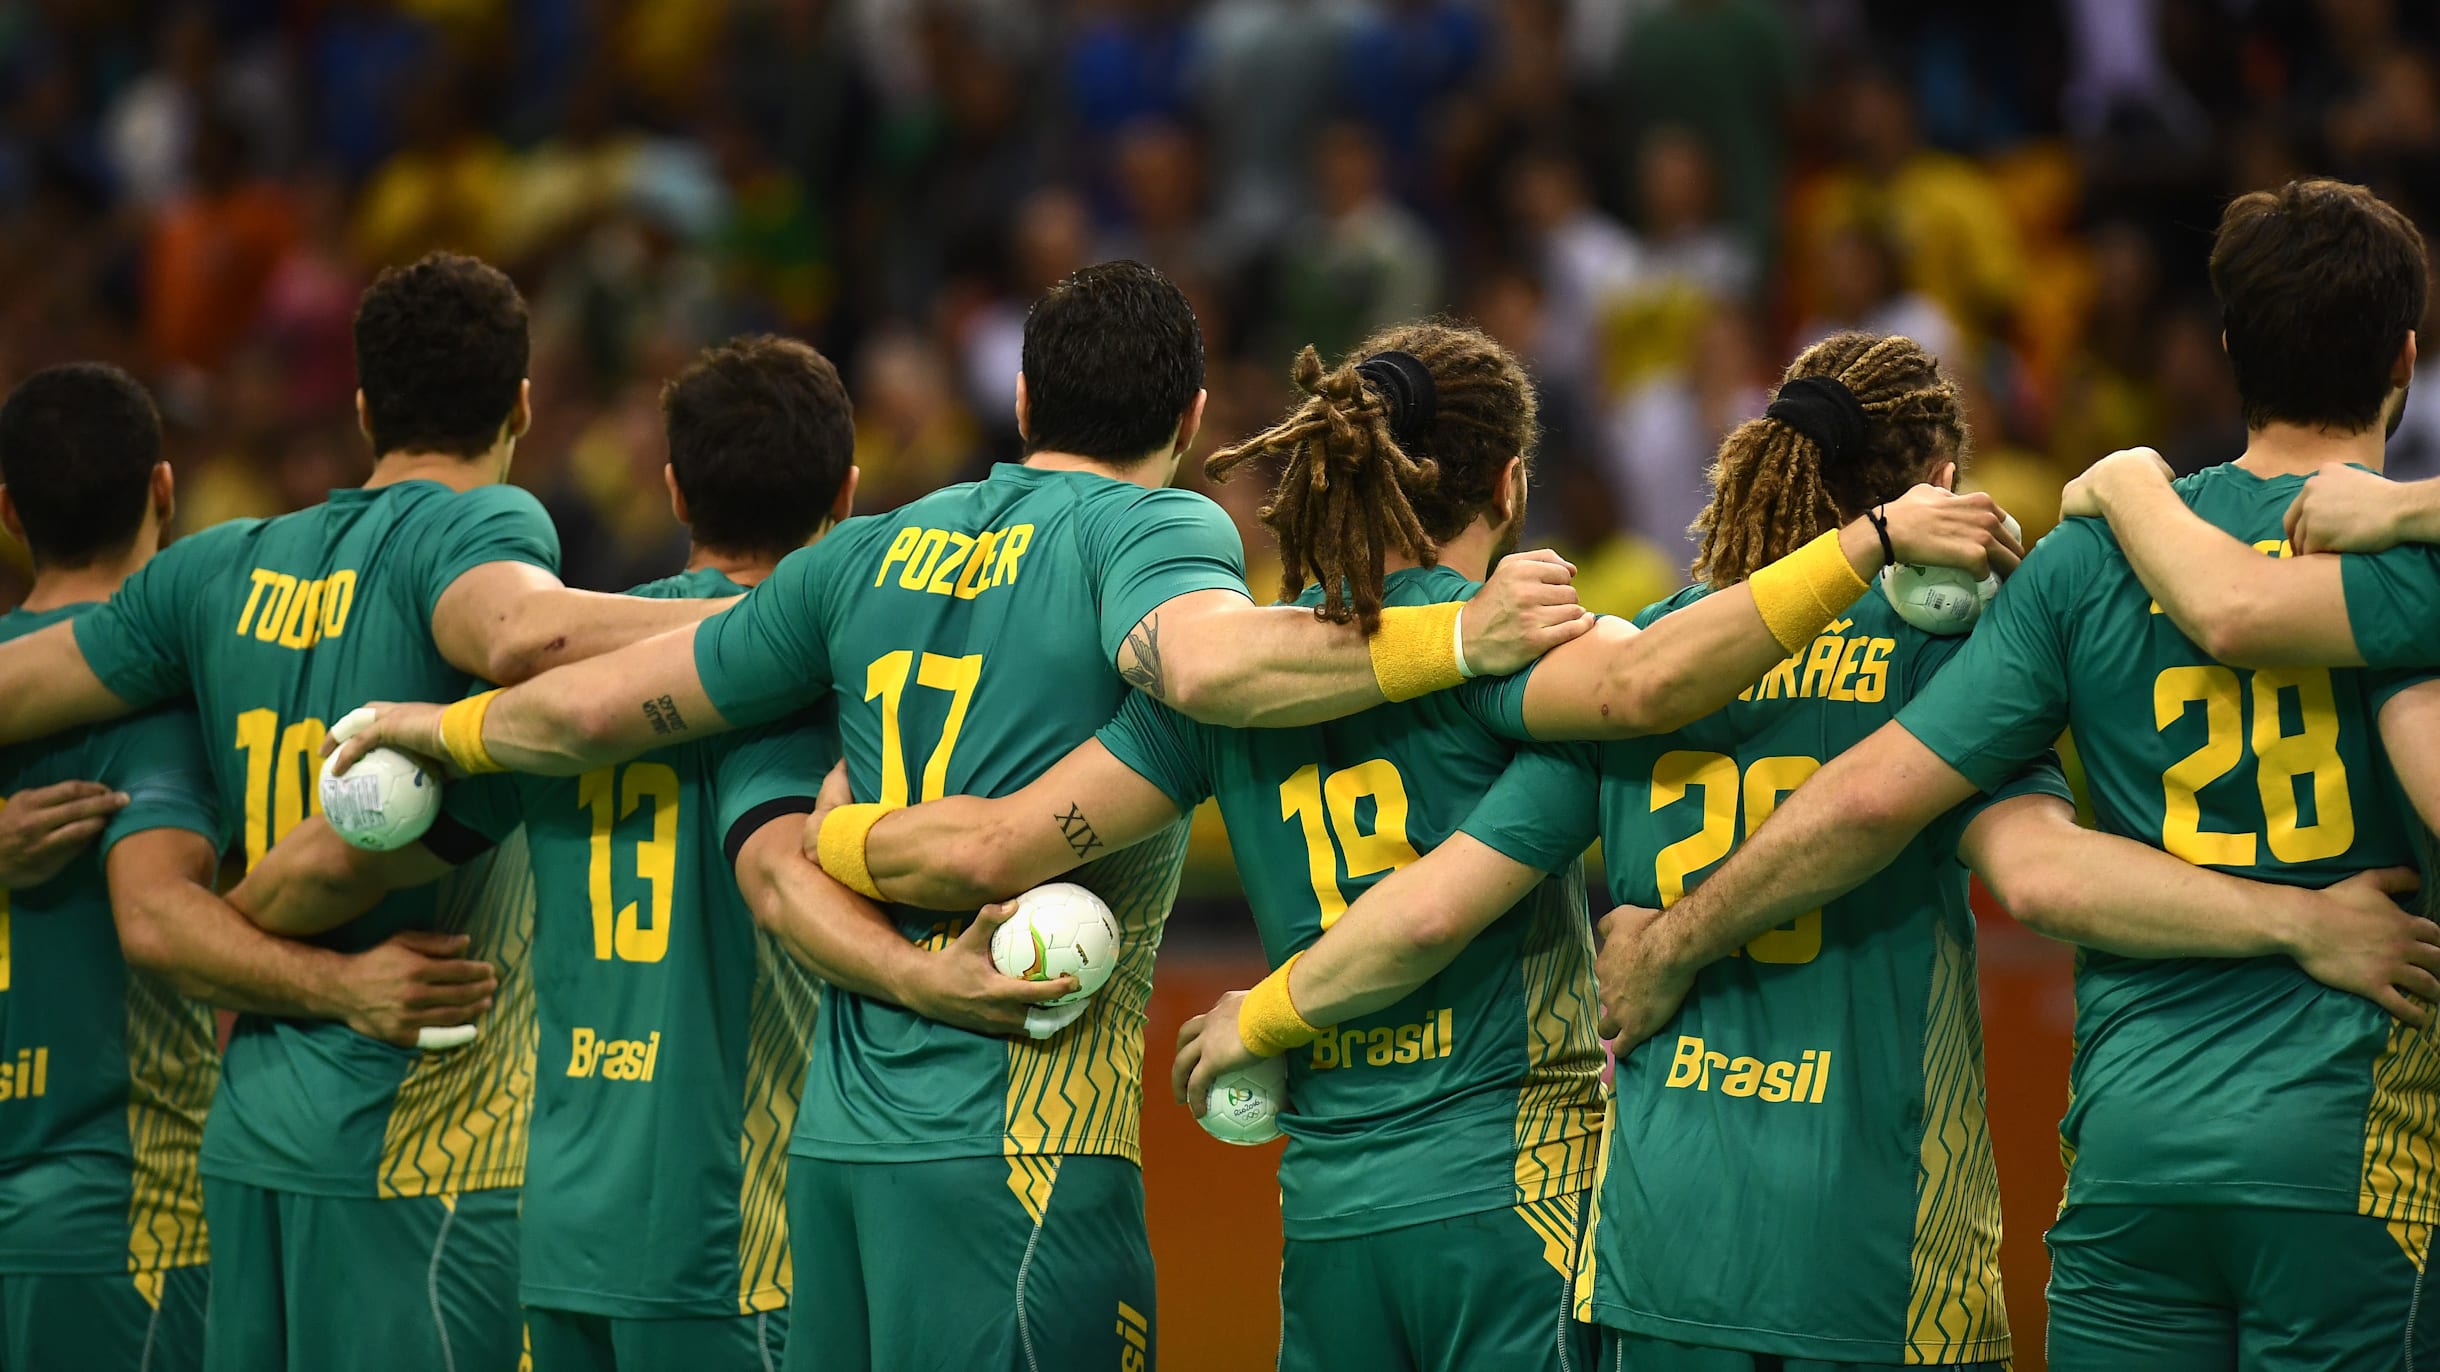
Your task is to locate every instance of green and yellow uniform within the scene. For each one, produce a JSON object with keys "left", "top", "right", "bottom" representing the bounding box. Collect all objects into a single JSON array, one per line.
[
  {"left": 1894, "top": 464, "right": 2440, "bottom": 1371},
  {"left": 2342, "top": 536, "right": 2440, "bottom": 668},
  {"left": 70, "top": 481, "right": 550, "bottom": 1372},
  {"left": 695, "top": 463, "right": 1248, "bottom": 1372},
  {"left": 437, "top": 568, "right": 827, "bottom": 1371},
  {"left": 0, "top": 603, "right": 222, "bottom": 1372},
  {"left": 1462, "top": 585, "right": 2069, "bottom": 1372},
  {"left": 1095, "top": 565, "right": 1604, "bottom": 1372}
]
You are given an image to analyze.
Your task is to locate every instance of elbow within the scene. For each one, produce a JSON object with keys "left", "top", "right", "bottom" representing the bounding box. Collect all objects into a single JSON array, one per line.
[
  {"left": 115, "top": 905, "right": 177, "bottom": 976},
  {"left": 1598, "top": 661, "right": 1691, "bottom": 737},
  {"left": 478, "top": 628, "right": 550, "bottom": 687},
  {"left": 2189, "top": 600, "right": 2281, "bottom": 668},
  {"left": 1976, "top": 858, "right": 2075, "bottom": 938},
  {"left": 1157, "top": 654, "right": 1251, "bottom": 727}
]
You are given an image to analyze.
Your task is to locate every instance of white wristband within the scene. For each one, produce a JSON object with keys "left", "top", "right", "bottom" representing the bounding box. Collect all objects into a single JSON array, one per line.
[{"left": 1453, "top": 603, "right": 1476, "bottom": 679}]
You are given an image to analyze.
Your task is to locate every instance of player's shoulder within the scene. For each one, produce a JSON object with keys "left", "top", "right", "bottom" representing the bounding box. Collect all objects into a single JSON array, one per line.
[
  {"left": 0, "top": 602, "right": 85, "bottom": 647},
  {"left": 1632, "top": 581, "right": 1713, "bottom": 629},
  {"left": 622, "top": 566, "right": 746, "bottom": 602}
]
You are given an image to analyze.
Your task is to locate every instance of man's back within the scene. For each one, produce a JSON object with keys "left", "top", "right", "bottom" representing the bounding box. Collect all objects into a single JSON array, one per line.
[
  {"left": 0, "top": 602, "right": 220, "bottom": 1279},
  {"left": 69, "top": 479, "right": 554, "bottom": 1197},
  {"left": 1899, "top": 463, "right": 2434, "bottom": 1220},
  {"left": 695, "top": 461, "right": 1243, "bottom": 1165}
]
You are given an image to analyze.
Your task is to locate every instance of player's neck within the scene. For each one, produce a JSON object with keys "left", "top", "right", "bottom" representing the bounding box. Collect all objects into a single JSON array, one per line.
[
  {"left": 683, "top": 544, "right": 778, "bottom": 588},
  {"left": 2235, "top": 421, "right": 2387, "bottom": 479},
  {"left": 1390, "top": 519, "right": 1499, "bottom": 583},
  {"left": 365, "top": 447, "right": 509, "bottom": 493},
  {"left": 21, "top": 542, "right": 151, "bottom": 612},
  {"left": 1021, "top": 448, "right": 1174, "bottom": 491}
]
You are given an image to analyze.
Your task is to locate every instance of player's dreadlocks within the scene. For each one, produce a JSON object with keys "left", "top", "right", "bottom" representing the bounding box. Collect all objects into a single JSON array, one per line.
[
  {"left": 1209, "top": 322, "right": 1536, "bottom": 633},
  {"left": 1694, "top": 331, "right": 1966, "bottom": 588}
]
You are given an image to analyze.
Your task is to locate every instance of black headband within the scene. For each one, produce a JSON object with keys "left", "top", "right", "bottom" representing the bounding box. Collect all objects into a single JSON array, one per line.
[
  {"left": 1764, "top": 375, "right": 1868, "bottom": 463},
  {"left": 1355, "top": 350, "right": 1439, "bottom": 453}
]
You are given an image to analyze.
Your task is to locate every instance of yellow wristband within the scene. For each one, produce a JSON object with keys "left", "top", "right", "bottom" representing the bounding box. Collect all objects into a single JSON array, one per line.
[
  {"left": 1239, "top": 952, "right": 1321, "bottom": 1057},
  {"left": 436, "top": 690, "right": 506, "bottom": 775},
  {"left": 816, "top": 802, "right": 892, "bottom": 901},
  {"left": 1746, "top": 529, "right": 1869, "bottom": 654},
  {"left": 1369, "top": 601, "right": 1467, "bottom": 703}
]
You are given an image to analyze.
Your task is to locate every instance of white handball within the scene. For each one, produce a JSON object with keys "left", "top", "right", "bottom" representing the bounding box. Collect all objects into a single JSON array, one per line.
[
  {"left": 1879, "top": 512, "right": 2018, "bottom": 637},
  {"left": 1199, "top": 1055, "right": 1288, "bottom": 1147},
  {"left": 318, "top": 708, "right": 441, "bottom": 851},
  {"left": 988, "top": 882, "right": 1120, "bottom": 1008}
]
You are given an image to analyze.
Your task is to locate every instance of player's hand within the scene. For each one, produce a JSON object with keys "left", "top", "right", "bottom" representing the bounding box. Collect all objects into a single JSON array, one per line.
[
  {"left": 902, "top": 901, "right": 1081, "bottom": 1038},
  {"left": 1875, "top": 477, "right": 2023, "bottom": 578},
  {"left": 800, "top": 762, "right": 853, "bottom": 863},
  {"left": 0, "top": 780, "right": 129, "bottom": 887},
  {"left": 2283, "top": 867, "right": 2440, "bottom": 1025},
  {"left": 1594, "top": 903, "right": 1694, "bottom": 1048},
  {"left": 2058, "top": 446, "right": 2174, "bottom": 522},
  {"left": 2286, "top": 461, "right": 2407, "bottom": 554},
  {"left": 1462, "top": 550, "right": 1595, "bottom": 677},
  {"left": 322, "top": 701, "right": 451, "bottom": 779},
  {"left": 337, "top": 930, "right": 497, "bottom": 1048},
  {"left": 1172, "top": 990, "right": 1256, "bottom": 1117}
]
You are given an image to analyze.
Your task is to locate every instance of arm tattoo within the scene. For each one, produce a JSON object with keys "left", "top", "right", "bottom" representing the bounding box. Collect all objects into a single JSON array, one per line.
[
  {"left": 1120, "top": 615, "right": 1167, "bottom": 700},
  {"left": 640, "top": 694, "right": 689, "bottom": 736},
  {"left": 1055, "top": 804, "right": 1104, "bottom": 861}
]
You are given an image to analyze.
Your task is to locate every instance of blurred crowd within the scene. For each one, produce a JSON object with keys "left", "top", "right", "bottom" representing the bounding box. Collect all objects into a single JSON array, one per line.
[{"left": 3, "top": 0, "right": 2440, "bottom": 612}]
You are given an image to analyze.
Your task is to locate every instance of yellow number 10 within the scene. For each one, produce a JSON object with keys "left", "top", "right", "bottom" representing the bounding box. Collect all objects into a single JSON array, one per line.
[
  {"left": 235, "top": 708, "right": 327, "bottom": 869},
  {"left": 865, "top": 650, "right": 983, "bottom": 807},
  {"left": 1278, "top": 759, "right": 1421, "bottom": 929}
]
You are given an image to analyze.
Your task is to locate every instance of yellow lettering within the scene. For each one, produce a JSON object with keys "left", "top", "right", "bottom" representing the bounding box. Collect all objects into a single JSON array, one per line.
[
  {"left": 953, "top": 530, "right": 999, "bottom": 598},
  {"left": 1702, "top": 1051, "right": 1728, "bottom": 1089},
  {"left": 1812, "top": 1050, "right": 1832, "bottom": 1102},
  {"left": 1394, "top": 1024, "right": 1423, "bottom": 1064},
  {"left": 899, "top": 530, "right": 950, "bottom": 590},
  {"left": 1666, "top": 1035, "right": 1705, "bottom": 1088},
  {"left": 1798, "top": 636, "right": 1844, "bottom": 698},
  {"left": 1826, "top": 636, "right": 1872, "bottom": 701},
  {"left": 252, "top": 574, "right": 297, "bottom": 642},
  {"left": 236, "top": 569, "right": 281, "bottom": 636},
  {"left": 992, "top": 524, "right": 1034, "bottom": 586},
  {"left": 321, "top": 570, "right": 356, "bottom": 638},
  {"left": 874, "top": 527, "right": 922, "bottom": 586},
  {"left": 926, "top": 533, "right": 974, "bottom": 595},
  {"left": 1793, "top": 1051, "right": 1817, "bottom": 1102},
  {"left": 276, "top": 578, "right": 323, "bottom": 648},
  {"left": 1721, "top": 1056, "right": 1763, "bottom": 1097},
  {"left": 1760, "top": 1060, "right": 1795, "bottom": 1102},
  {"left": 1756, "top": 652, "right": 1800, "bottom": 701},
  {"left": 1366, "top": 1027, "right": 1395, "bottom": 1068},
  {"left": 1853, "top": 640, "right": 1893, "bottom": 702},
  {"left": 1438, "top": 1007, "right": 1454, "bottom": 1057},
  {"left": 567, "top": 1027, "right": 598, "bottom": 1077},
  {"left": 1310, "top": 1033, "right": 1339, "bottom": 1072}
]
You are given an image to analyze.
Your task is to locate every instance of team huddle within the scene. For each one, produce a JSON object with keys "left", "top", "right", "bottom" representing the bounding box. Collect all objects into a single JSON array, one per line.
[{"left": 1, "top": 174, "right": 2438, "bottom": 1372}]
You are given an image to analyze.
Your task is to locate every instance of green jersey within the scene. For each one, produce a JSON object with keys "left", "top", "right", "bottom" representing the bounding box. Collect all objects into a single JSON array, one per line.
[
  {"left": 442, "top": 567, "right": 828, "bottom": 1320},
  {"left": 693, "top": 463, "right": 1244, "bottom": 1184},
  {"left": 2343, "top": 536, "right": 2440, "bottom": 667},
  {"left": 0, "top": 603, "right": 223, "bottom": 1277},
  {"left": 1095, "top": 566, "right": 1602, "bottom": 1246},
  {"left": 70, "top": 480, "right": 551, "bottom": 1198},
  {"left": 1463, "top": 585, "right": 2069, "bottom": 1365},
  {"left": 1896, "top": 464, "right": 2439, "bottom": 1228}
]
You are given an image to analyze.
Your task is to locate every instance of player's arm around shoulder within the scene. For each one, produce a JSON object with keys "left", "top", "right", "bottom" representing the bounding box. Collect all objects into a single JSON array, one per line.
[
  {"left": 0, "top": 618, "right": 136, "bottom": 748},
  {"left": 430, "top": 560, "right": 733, "bottom": 685},
  {"left": 226, "top": 815, "right": 457, "bottom": 937}
]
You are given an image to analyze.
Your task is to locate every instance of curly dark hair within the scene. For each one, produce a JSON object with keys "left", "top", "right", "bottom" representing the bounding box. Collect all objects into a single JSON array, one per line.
[
  {"left": 0, "top": 363, "right": 161, "bottom": 569},
  {"left": 1208, "top": 321, "right": 1537, "bottom": 632},
  {"left": 662, "top": 335, "right": 857, "bottom": 560},
  {"left": 1693, "top": 332, "right": 1965, "bottom": 587},
  {"left": 1020, "top": 261, "right": 1205, "bottom": 462},
  {"left": 352, "top": 252, "right": 530, "bottom": 459}
]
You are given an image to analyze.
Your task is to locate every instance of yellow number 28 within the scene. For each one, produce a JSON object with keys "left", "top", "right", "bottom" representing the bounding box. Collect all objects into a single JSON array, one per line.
[{"left": 2154, "top": 665, "right": 2353, "bottom": 866}]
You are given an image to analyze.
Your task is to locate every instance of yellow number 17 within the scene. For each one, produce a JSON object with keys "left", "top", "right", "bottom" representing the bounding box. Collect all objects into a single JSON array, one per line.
[{"left": 865, "top": 651, "right": 983, "bottom": 807}]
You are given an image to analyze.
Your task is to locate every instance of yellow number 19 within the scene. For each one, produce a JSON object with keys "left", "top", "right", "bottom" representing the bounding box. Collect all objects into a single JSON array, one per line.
[{"left": 1278, "top": 758, "right": 1421, "bottom": 928}]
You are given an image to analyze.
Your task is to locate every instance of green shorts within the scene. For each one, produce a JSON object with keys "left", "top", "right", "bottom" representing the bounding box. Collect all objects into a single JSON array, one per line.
[
  {"left": 1281, "top": 1194, "right": 1597, "bottom": 1372},
  {"left": 785, "top": 1153, "right": 1154, "bottom": 1372},
  {"left": 2046, "top": 1200, "right": 2440, "bottom": 1372},
  {"left": 0, "top": 1266, "right": 208, "bottom": 1372},
  {"left": 201, "top": 1178, "right": 519, "bottom": 1372},
  {"left": 522, "top": 1305, "right": 785, "bottom": 1372},
  {"left": 1594, "top": 1330, "right": 2003, "bottom": 1372}
]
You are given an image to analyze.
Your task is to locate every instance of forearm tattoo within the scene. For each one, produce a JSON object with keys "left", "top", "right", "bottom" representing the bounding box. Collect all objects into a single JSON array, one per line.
[
  {"left": 1120, "top": 615, "right": 1168, "bottom": 700},
  {"left": 641, "top": 694, "right": 688, "bottom": 736},
  {"left": 1056, "top": 803, "right": 1104, "bottom": 861}
]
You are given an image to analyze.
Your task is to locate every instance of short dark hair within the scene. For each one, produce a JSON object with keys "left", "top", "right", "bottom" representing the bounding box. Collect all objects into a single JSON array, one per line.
[
  {"left": 0, "top": 363, "right": 161, "bottom": 568},
  {"left": 353, "top": 252, "right": 530, "bottom": 458},
  {"left": 2210, "top": 179, "right": 2428, "bottom": 432},
  {"left": 662, "top": 336, "right": 856, "bottom": 560},
  {"left": 1019, "top": 260, "right": 1204, "bottom": 462}
]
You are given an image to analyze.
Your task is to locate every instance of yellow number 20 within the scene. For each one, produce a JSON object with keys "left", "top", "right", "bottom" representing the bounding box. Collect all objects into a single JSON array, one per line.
[
  {"left": 1649, "top": 750, "right": 1822, "bottom": 965},
  {"left": 1278, "top": 759, "right": 1421, "bottom": 929},
  {"left": 2154, "top": 665, "right": 2353, "bottom": 866},
  {"left": 580, "top": 762, "right": 679, "bottom": 962}
]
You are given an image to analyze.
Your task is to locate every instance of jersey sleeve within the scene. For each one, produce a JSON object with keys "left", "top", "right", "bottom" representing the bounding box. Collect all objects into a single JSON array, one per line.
[
  {"left": 1083, "top": 487, "right": 1249, "bottom": 664},
  {"left": 713, "top": 713, "right": 838, "bottom": 866},
  {"left": 1093, "top": 689, "right": 1216, "bottom": 813},
  {"left": 1894, "top": 521, "right": 2098, "bottom": 794},
  {"left": 95, "top": 705, "right": 224, "bottom": 853},
  {"left": 416, "top": 484, "right": 563, "bottom": 622},
  {"left": 2342, "top": 543, "right": 2440, "bottom": 669},
  {"left": 1456, "top": 741, "right": 1604, "bottom": 874},
  {"left": 1921, "top": 749, "right": 2075, "bottom": 856},
  {"left": 693, "top": 541, "right": 842, "bottom": 728},
  {"left": 71, "top": 528, "right": 223, "bottom": 709},
  {"left": 433, "top": 772, "right": 528, "bottom": 854}
]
